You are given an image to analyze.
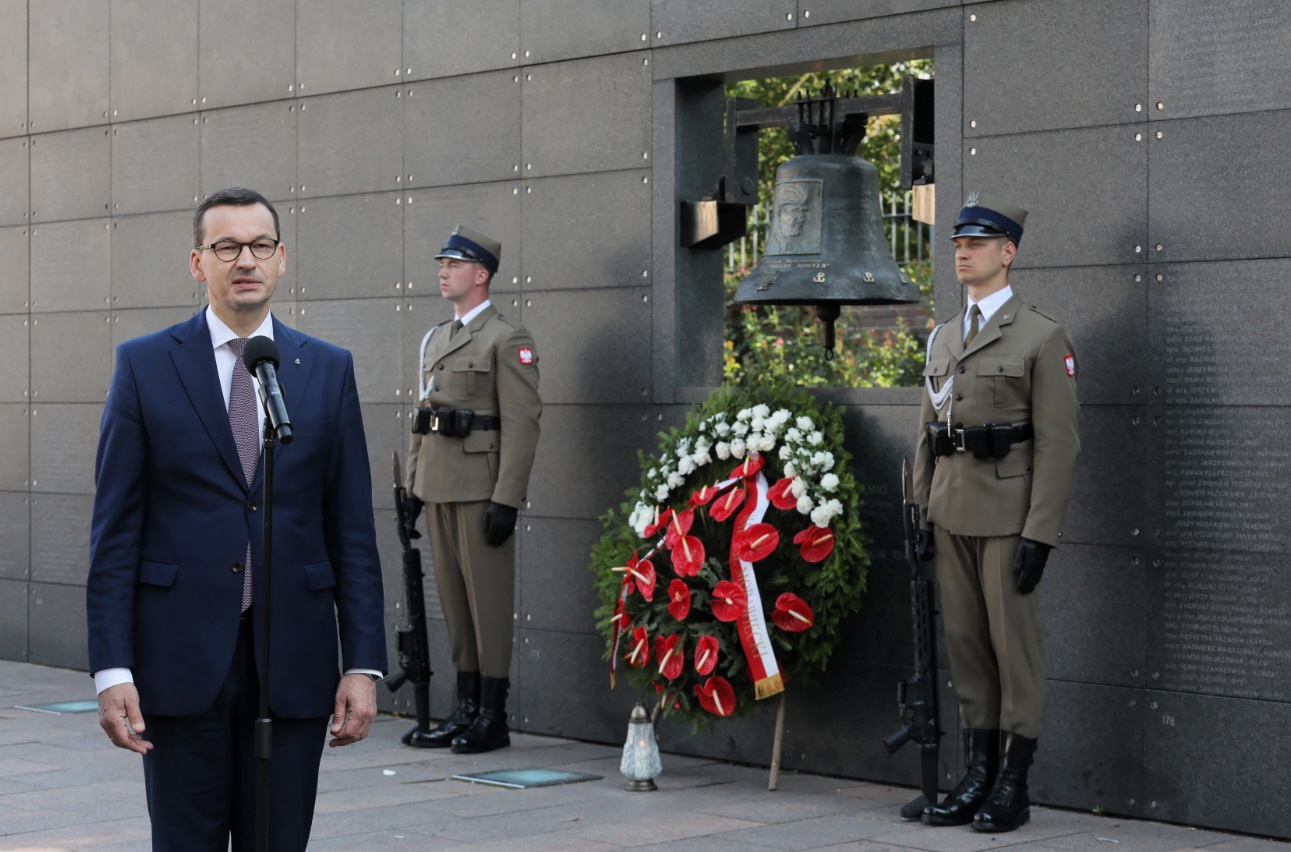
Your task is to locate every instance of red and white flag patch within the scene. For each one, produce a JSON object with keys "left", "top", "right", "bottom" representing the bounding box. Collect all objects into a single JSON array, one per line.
[
  {"left": 518, "top": 346, "right": 535, "bottom": 365},
  {"left": 1064, "top": 354, "right": 1076, "bottom": 377}
]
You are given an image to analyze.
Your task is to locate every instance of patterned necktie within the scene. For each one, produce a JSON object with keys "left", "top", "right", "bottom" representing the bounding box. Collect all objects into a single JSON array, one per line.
[
  {"left": 965, "top": 304, "right": 982, "bottom": 346},
  {"left": 226, "top": 338, "right": 258, "bottom": 611}
]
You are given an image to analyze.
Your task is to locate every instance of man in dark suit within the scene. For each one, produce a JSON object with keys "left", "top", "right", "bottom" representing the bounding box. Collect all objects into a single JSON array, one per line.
[{"left": 87, "top": 186, "right": 387, "bottom": 851}]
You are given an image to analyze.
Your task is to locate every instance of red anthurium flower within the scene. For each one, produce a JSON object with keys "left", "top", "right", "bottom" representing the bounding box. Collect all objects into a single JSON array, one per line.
[
  {"left": 667, "top": 579, "right": 691, "bottom": 621},
  {"left": 643, "top": 507, "right": 673, "bottom": 540},
  {"left": 708, "top": 486, "right": 746, "bottom": 522},
  {"left": 614, "top": 554, "right": 657, "bottom": 602},
  {"left": 771, "top": 592, "right": 815, "bottom": 632},
  {"left": 688, "top": 484, "right": 719, "bottom": 507},
  {"left": 694, "top": 675, "right": 736, "bottom": 717},
  {"left": 654, "top": 634, "right": 684, "bottom": 680},
  {"left": 710, "top": 580, "right": 747, "bottom": 622},
  {"left": 793, "top": 526, "right": 835, "bottom": 563},
  {"left": 670, "top": 535, "right": 705, "bottom": 577},
  {"left": 694, "top": 635, "right": 719, "bottom": 675},
  {"left": 768, "top": 477, "right": 799, "bottom": 511},
  {"left": 665, "top": 508, "right": 695, "bottom": 550},
  {"left": 626, "top": 626, "right": 651, "bottom": 667},
  {"left": 734, "top": 523, "right": 780, "bottom": 563},
  {"left": 728, "top": 452, "right": 765, "bottom": 480}
]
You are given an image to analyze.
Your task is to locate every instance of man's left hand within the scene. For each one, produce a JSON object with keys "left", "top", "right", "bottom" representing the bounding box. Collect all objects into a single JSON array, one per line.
[
  {"left": 1013, "top": 538, "right": 1051, "bottom": 595},
  {"left": 329, "top": 674, "right": 378, "bottom": 748},
  {"left": 484, "top": 501, "right": 518, "bottom": 547}
]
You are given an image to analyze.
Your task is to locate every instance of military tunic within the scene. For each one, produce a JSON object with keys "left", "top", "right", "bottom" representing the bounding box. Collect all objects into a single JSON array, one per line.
[{"left": 912, "top": 292, "right": 1080, "bottom": 736}]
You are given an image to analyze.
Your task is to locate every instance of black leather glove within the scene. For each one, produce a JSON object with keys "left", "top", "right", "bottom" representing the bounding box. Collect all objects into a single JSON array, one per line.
[
  {"left": 1013, "top": 538, "right": 1051, "bottom": 595},
  {"left": 402, "top": 496, "right": 423, "bottom": 540},
  {"left": 483, "top": 500, "right": 518, "bottom": 547},
  {"left": 906, "top": 529, "right": 935, "bottom": 563}
]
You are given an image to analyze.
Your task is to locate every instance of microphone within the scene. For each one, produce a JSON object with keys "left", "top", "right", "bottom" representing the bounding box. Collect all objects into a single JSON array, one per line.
[{"left": 242, "top": 336, "right": 293, "bottom": 444}]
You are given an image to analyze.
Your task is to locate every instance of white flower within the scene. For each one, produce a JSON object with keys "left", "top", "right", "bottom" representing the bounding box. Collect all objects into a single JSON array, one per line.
[
  {"left": 655, "top": 484, "right": 670, "bottom": 501},
  {"left": 736, "top": 408, "right": 752, "bottom": 421},
  {"left": 750, "top": 416, "right": 765, "bottom": 432},
  {"left": 796, "top": 416, "right": 815, "bottom": 431},
  {"left": 715, "top": 422, "right": 731, "bottom": 437},
  {"left": 809, "top": 431, "right": 824, "bottom": 445},
  {"left": 790, "top": 477, "right": 808, "bottom": 497},
  {"left": 811, "top": 451, "right": 835, "bottom": 469},
  {"left": 784, "top": 461, "right": 797, "bottom": 477},
  {"left": 732, "top": 421, "right": 749, "bottom": 437},
  {"left": 779, "top": 444, "right": 792, "bottom": 461},
  {"left": 690, "top": 450, "right": 711, "bottom": 467},
  {"left": 729, "top": 438, "right": 746, "bottom": 458},
  {"left": 796, "top": 494, "right": 814, "bottom": 515},
  {"left": 675, "top": 438, "right": 692, "bottom": 458},
  {"left": 752, "top": 403, "right": 770, "bottom": 418},
  {"left": 677, "top": 457, "right": 696, "bottom": 475},
  {"left": 827, "top": 498, "right": 843, "bottom": 516},
  {"left": 810, "top": 505, "right": 834, "bottom": 527},
  {"left": 821, "top": 473, "right": 840, "bottom": 492},
  {"left": 715, "top": 442, "right": 731, "bottom": 460},
  {"left": 667, "top": 472, "right": 685, "bottom": 489},
  {"left": 771, "top": 409, "right": 791, "bottom": 426},
  {"left": 785, "top": 427, "right": 802, "bottom": 444},
  {"left": 758, "top": 435, "right": 776, "bottom": 453}
]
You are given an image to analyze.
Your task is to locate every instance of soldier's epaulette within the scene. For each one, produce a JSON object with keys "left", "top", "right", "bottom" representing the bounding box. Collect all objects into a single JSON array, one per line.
[{"left": 1027, "top": 305, "right": 1059, "bottom": 323}]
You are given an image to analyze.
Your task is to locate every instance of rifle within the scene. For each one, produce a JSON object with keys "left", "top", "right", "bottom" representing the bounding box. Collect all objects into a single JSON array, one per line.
[
  {"left": 388, "top": 451, "right": 435, "bottom": 746},
  {"left": 881, "top": 457, "right": 942, "bottom": 820}
]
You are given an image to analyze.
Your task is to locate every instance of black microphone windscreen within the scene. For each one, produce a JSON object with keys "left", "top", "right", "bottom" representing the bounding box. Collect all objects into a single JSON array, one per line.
[{"left": 242, "top": 336, "right": 280, "bottom": 371}]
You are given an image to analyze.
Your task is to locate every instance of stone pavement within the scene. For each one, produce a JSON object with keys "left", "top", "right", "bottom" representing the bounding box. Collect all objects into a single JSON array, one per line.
[{"left": 0, "top": 661, "right": 1284, "bottom": 851}]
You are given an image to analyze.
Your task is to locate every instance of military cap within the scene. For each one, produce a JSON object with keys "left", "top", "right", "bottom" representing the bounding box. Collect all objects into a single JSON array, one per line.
[
  {"left": 436, "top": 225, "right": 501, "bottom": 275},
  {"left": 952, "top": 193, "right": 1027, "bottom": 246}
]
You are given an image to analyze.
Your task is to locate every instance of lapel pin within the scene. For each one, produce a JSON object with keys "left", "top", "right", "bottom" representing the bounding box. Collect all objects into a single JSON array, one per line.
[{"left": 294, "top": 358, "right": 301, "bottom": 365}]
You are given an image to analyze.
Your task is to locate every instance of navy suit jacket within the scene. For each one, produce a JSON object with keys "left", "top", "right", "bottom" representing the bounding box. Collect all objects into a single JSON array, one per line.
[{"left": 87, "top": 311, "right": 386, "bottom": 719}]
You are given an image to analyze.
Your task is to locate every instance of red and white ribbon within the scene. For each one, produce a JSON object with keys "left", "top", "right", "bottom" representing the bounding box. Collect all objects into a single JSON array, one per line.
[{"left": 725, "top": 471, "right": 783, "bottom": 698}]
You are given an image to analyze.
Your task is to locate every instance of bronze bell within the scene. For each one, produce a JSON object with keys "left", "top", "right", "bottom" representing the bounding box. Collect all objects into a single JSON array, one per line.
[{"left": 734, "top": 90, "right": 917, "bottom": 357}]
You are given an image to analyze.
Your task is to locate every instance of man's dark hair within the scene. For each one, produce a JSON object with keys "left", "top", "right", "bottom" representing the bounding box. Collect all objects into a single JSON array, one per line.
[{"left": 193, "top": 187, "right": 280, "bottom": 248}]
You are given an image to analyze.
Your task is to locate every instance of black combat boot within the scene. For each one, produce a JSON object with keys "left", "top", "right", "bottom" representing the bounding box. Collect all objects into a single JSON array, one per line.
[
  {"left": 451, "top": 676, "right": 511, "bottom": 754},
  {"left": 414, "top": 671, "right": 480, "bottom": 748},
  {"left": 972, "top": 732, "right": 1038, "bottom": 832},
  {"left": 922, "top": 729, "right": 1000, "bottom": 826}
]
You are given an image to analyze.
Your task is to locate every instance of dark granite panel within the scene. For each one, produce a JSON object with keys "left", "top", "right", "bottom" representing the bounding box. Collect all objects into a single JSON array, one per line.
[
  {"left": 965, "top": 126, "right": 1147, "bottom": 270},
  {"left": 0, "top": 578, "right": 28, "bottom": 659},
  {"left": 511, "top": 628, "right": 633, "bottom": 744},
  {"left": 1015, "top": 267, "right": 1148, "bottom": 407},
  {"left": 521, "top": 53, "right": 651, "bottom": 178},
  {"left": 1149, "top": 112, "right": 1291, "bottom": 263},
  {"left": 0, "top": 225, "right": 28, "bottom": 314},
  {"left": 111, "top": 308, "right": 202, "bottom": 350},
  {"left": 295, "top": 193, "right": 404, "bottom": 302},
  {"left": 297, "top": 0, "right": 402, "bottom": 96},
  {"left": 525, "top": 404, "right": 657, "bottom": 519},
  {"left": 30, "top": 128, "right": 112, "bottom": 222},
  {"left": 0, "top": 138, "right": 27, "bottom": 226},
  {"left": 297, "top": 87, "right": 403, "bottom": 199},
  {"left": 110, "top": 213, "right": 197, "bottom": 309},
  {"left": 517, "top": 517, "right": 604, "bottom": 634},
  {"left": 293, "top": 298, "right": 402, "bottom": 405},
  {"left": 0, "top": 493, "right": 30, "bottom": 582},
  {"left": 109, "top": 0, "right": 199, "bottom": 122},
  {"left": 198, "top": 0, "right": 296, "bottom": 109},
  {"left": 1155, "top": 407, "right": 1288, "bottom": 556},
  {"left": 403, "top": 183, "right": 522, "bottom": 296},
  {"left": 30, "top": 219, "right": 112, "bottom": 313},
  {"left": 28, "top": 0, "right": 110, "bottom": 133},
  {"left": 403, "top": 0, "right": 519, "bottom": 81},
  {"left": 1031, "top": 681, "right": 1146, "bottom": 817},
  {"left": 30, "top": 494, "right": 93, "bottom": 587},
  {"left": 29, "top": 404, "right": 100, "bottom": 495},
  {"left": 1062, "top": 405, "right": 1144, "bottom": 549},
  {"left": 30, "top": 312, "right": 113, "bottom": 404},
  {"left": 519, "top": 0, "right": 651, "bottom": 64},
  {"left": 358, "top": 403, "right": 403, "bottom": 512},
  {"left": 964, "top": 0, "right": 1146, "bottom": 136},
  {"left": 1042, "top": 544, "right": 1146, "bottom": 688},
  {"left": 404, "top": 71, "right": 521, "bottom": 189},
  {"left": 519, "top": 287, "right": 652, "bottom": 406},
  {"left": 111, "top": 115, "right": 201, "bottom": 215},
  {"left": 0, "top": 406, "right": 29, "bottom": 491},
  {"left": 651, "top": 0, "right": 796, "bottom": 45},
  {"left": 1143, "top": 690, "right": 1291, "bottom": 837},
  {"left": 27, "top": 581, "right": 89, "bottom": 670},
  {"left": 1149, "top": 550, "right": 1291, "bottom": 704},
  {"left": 0, "top": 0, "right": 24, "bottom": 137},
  {"left": 799, "top": 0, "right": 958, "bottom": 26},
  {"left": 931, "top": 41, "right": 965, "bottom": 308},
  {"left": 522, "top": 170, "right": 651, "bottom": 290},
  {"left": 1149, "top": 0, "right": 1291, "bottom": 120},
  {"left": 0, "top": 315, "right": 26, "bottom": 402},
  {"left": 199, "top": 101, "right": 297, "bottom": 202}
]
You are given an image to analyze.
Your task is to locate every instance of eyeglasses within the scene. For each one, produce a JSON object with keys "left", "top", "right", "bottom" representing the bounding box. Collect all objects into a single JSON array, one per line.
[{"left": 197, "top": 239, "right": 280, "bottom": 261}]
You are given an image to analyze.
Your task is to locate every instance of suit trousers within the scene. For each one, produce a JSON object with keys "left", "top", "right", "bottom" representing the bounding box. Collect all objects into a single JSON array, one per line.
[
  {"left": 933, "top": 528, "right": 1045, "bottom": 738},
  {"left": 426, "top": 499, "right": 516, "bottom": 679},
  {"left": 141, "top": 614, "right": 327, "bottom": 852}
]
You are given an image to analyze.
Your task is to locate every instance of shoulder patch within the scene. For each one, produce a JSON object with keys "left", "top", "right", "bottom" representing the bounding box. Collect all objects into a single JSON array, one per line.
[
  {"left": 1064, "top": 353, "right": 1077, "bottom": 377},
  {"left": 518, "top": 346, "right": 535, "bottom": 366}
]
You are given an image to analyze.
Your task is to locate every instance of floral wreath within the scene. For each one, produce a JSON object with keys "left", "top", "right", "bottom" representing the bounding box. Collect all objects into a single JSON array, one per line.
[{"left": 590, "top": 382, "right": 868, "bottom": 725}]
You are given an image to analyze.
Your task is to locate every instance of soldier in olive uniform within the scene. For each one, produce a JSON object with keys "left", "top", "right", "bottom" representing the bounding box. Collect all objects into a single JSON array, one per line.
[
  {"left": 404, "top": 226, "right": 542, "bottom": 754},
  {"left": 912, "top": 195, "right": 1080, "bottom": 832}
]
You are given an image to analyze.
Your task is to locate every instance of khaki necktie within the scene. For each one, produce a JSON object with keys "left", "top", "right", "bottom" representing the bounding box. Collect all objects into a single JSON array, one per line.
[
  {"left": 449, "top": 319, "right": 463, "bottom": 340},
  {"left": 965, "top": 304, "right": 982, "bottom": 347}
]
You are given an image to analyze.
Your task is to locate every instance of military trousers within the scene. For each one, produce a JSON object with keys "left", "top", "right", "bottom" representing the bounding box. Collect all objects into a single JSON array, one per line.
[
  {"left": 933, "top": 528, "right": 1045, "bottom": 738},
  {"left": 425, "top": 499, "right": 516, "bottom": 679}
]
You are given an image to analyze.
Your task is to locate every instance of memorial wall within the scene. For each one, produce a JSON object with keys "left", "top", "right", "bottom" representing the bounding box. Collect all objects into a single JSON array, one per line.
[{"left": 1, "top": 0, "right": 1288, "bottom": 838}]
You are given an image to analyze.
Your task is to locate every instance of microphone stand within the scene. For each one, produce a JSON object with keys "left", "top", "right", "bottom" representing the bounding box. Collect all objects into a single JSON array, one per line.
[{"left": 254, "top": 414, "right": 277, "bottom": 852}]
